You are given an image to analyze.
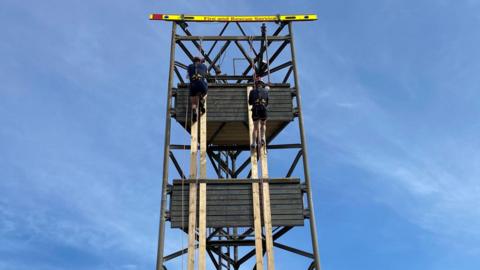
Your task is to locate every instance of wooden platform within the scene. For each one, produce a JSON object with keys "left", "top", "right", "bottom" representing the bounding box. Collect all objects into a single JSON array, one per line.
[
  {"left": 169, "top": 178, "right": 305, "bottom": 228},
  {"left": 173, "top": 85, "right": 295, "bottom": 145}
]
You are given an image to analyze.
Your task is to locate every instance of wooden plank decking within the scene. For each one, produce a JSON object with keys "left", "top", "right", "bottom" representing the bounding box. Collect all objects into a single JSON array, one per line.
[
  {"left": 169, "top": 179, "right": 304, "bottom": 228},
  {"left": 173, "top": 87, "right": 294, "bottom": 145}
]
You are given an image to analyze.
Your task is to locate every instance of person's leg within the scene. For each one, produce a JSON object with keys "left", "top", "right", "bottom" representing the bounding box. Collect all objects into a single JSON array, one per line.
[
  {"left": 192, "top": 95, "right": 200, "bottom": 110},
  {"left": 190, "top": 96, "right": 196, "bottom": 110},
  {"left": 191, "top": 95, "right": 199, "bottom": 121},
  {"left": 190, "top": 83, "right": 200, "bottom": 111},
  {"left": 200, "top": 93, "right": 207, "bottom": 114},
  {"left": 198, "top": 82, "right": 207, "bottom": 114},
  {"left": 252, "top": 120, "right": 259, "bottom": 149},
  {"left": 260, "top": 120, "right": 266, "bottom": 146}
]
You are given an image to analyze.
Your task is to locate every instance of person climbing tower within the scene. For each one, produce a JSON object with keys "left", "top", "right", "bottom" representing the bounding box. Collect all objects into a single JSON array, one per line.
[
  {"left": 187, "top": 56, "right": 208, "bottom": 122},
  {"left": 249, "top": 75, "right": 269, "bottom": 150}
]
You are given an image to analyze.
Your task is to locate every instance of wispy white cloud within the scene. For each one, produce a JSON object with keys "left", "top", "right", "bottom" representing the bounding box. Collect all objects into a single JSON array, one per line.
[{"left": 305, "top": 71, "right": 480, "bottom": 252}]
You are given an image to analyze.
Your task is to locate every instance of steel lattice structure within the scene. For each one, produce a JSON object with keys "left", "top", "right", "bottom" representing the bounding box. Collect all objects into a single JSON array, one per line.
[{"left": 151, "top": 17, "right": 321, "bottom": 270}]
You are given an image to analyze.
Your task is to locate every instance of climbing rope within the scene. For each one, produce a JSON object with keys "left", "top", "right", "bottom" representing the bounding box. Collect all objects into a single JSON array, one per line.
[
  {"left": 199, "top": 37, "right": 204, "bottom": 60},
  {"left": 263, "top": 24, "right": 272, "bottom": 86},
  {"left": 247, "top": 36, "right": 256, "bottom": 82},
  {"left": 217, "top": 45, "right": 228, "bottom": 71},
  {"left": 247, "top": 35, "right": 262, "bottom": 157},
  {"left": 262, "top": 25, "right": 271, "bottom": 156}
]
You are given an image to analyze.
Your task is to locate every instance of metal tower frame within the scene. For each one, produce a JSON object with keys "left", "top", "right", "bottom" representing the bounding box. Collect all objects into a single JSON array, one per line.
[{"left": 152, "top": 16, "right": 321, "bottom": 270}]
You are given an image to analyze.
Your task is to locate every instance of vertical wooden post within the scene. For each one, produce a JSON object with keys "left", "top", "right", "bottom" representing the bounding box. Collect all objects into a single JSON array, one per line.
[
  {"left": 259, "top": 129, "right": 275, "bottom": 270},
  {"left": 247, "top": 86, "right": 264, "bottom": 270},
  {"left": 198, "top": 99, "right": 208, "bottom": 270},
  {"left": 187, "top": 107, "right": 199, "bottom": 270}
]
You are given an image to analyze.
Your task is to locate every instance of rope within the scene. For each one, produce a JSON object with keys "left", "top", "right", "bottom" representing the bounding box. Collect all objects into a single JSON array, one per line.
[
  {"left": 262, "top": 24, "right": 271, "bottom": 156},
  {"left": 263, "top": 26, "right": 272, "bottom": 86},
  {"left": 218, "top": 46, "right": 228, "bottom": 70},
  {"left": 247, "top": 35, "right": 261, "bottom": 156},
  {"left": 199, "top": 37, "right": 204, "bottom": 59},
  {"left": 247, "top": 36, "right": 256, "bottom": 81}
]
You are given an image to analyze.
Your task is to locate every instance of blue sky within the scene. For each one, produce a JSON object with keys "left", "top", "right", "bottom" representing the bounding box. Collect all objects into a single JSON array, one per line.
[{"left": 1, "top": 0, "right": 480, "bottom": 269}]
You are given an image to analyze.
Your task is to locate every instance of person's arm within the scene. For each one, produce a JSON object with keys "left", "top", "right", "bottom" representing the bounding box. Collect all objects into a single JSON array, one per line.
[{"left": 249, "top": 91, "right": 254, "bottom": 105}]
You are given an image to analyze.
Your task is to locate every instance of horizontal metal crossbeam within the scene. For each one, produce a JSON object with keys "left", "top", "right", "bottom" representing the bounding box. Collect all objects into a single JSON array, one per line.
[
  {"left": 171, "top": 178, "right": 300, "bottom": 184},
  {"left": 170, "top": 144, "right": 302, "bottom": 151},
  {"left": 176, "top": 35, "right": 290, "bottom": 41}
]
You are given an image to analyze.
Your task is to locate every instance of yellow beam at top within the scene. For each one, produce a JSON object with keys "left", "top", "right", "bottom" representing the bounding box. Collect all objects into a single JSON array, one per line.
[{"left": 149, "top": 14, "right": 317, "bottom": 22}]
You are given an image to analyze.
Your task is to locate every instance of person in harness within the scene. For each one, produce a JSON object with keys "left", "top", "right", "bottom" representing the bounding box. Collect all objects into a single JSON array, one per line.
[
  {"left": 248, "top": 75, "right": 269, "bottom": 149},
  {"left": 187, "top": 56, "right": 208, "bottom": 122}
]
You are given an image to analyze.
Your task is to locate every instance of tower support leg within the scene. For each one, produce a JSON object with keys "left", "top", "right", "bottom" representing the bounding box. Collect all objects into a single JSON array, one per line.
[
  {"left": 288, "top": 22, "right": 322, "bottom": 270},
  {"left": 155, "top": 22, "right": 177, "bottom": 270}
]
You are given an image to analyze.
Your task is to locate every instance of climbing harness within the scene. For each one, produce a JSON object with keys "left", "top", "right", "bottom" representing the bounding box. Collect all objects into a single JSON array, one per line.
[
  {"left": 191, "top": 63, "right": 204, "bottom": 81},
  {"left": 254, "top": 90, "right": 268, "bottom": 106},
  {"left": 192, "top": 38, "right": 205, "bottom": 82}
]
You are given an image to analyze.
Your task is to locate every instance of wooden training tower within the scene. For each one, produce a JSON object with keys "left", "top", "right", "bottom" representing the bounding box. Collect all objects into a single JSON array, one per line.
[{"left": 151, "top": 14, "right": 321, "bottom": 270}]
